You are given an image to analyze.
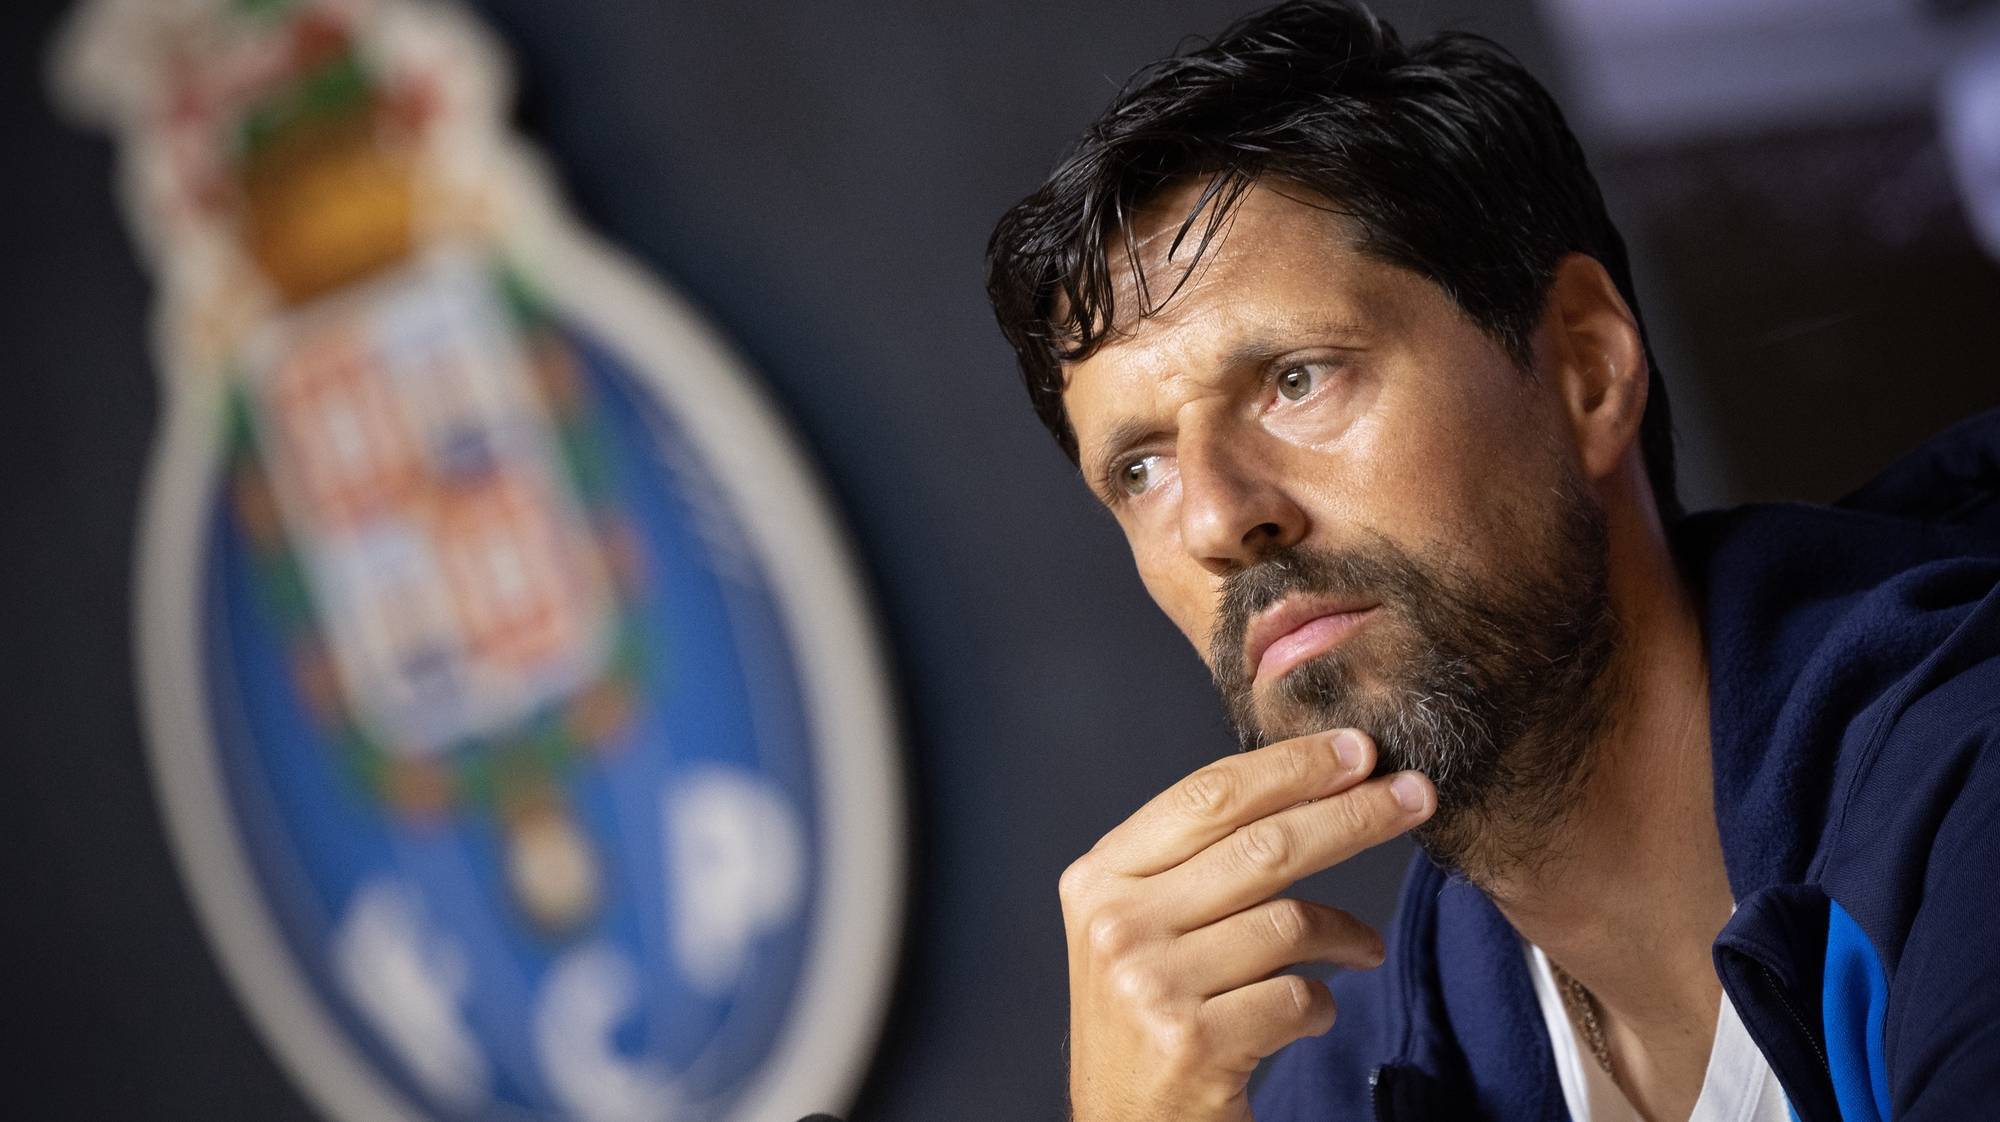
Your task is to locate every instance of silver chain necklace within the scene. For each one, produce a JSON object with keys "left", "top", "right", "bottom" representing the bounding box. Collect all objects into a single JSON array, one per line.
[{"left": 1549, "top": 960, "right": 1616, "bottom": 1077}]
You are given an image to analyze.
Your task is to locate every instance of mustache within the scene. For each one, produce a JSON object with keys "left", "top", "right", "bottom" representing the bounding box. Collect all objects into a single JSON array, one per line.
[{"left": 1208, "top": 543, "right": 1419, "bottom": 684}]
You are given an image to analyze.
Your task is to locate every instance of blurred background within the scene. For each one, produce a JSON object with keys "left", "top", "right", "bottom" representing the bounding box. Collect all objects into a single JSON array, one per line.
[{"left": 4, "top": 0, "right": 1997, "bottom": 1120}]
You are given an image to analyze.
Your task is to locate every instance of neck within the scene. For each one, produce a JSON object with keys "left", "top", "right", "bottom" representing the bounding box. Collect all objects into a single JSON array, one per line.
[
  {"left": 1493, "top": 575, "right": 1726, "bottom": 1004},
  {"left": 1480, "top": 502, "right": 1734, "bottom": 1117}
]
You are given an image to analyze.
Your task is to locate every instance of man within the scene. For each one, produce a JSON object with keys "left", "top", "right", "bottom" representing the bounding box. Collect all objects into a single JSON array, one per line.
[{"left": 984, "top": 3, "right": 2000, "bottom": 1120}]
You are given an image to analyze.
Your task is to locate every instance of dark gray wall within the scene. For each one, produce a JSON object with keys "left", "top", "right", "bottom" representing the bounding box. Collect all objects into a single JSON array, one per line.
[{"left": 6, "top": 1, "right": 1994, "bottom": 1120}]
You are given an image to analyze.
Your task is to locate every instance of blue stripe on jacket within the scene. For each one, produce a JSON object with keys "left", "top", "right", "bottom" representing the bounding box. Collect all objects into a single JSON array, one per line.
[{"left": 1824, "top": 899, "right": 1892, "bottom": 1122}]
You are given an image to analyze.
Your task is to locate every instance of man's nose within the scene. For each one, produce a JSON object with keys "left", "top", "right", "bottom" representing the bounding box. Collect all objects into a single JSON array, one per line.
[{"left": 1176, "top": 424, "right": 1306, "bottom": 574}]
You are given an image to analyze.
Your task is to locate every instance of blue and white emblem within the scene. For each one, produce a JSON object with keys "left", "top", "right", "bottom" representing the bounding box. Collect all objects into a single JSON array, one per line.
[{"left": 53, "top": 2, "right": 905, "bottom": 1120}]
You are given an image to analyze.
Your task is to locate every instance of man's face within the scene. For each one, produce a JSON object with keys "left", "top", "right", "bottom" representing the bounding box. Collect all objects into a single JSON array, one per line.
[{"left": 1061, "top": 180, "right": 1617, "bottom": 858}]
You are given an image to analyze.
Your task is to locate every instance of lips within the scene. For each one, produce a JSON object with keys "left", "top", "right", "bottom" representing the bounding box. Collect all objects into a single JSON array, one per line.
[{"left": 1244, "top": 599, "right": 1378, "bottom": 684}]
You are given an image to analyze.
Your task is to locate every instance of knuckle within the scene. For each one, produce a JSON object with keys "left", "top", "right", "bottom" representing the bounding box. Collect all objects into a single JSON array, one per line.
[
  {"left": 1084, "top": 908, "right": 1138, "bottom": 959},
  {"left": 1057, "top": 856, "right": 1097, "bottom": 906},
  {"left": 1276, "top": 973, "right": 1319, "bottom": 1021},
  {"left": 1235, "top": 821, "right": 1292, "bottom": 873},
  {"left": 1273, "top": 737, "right": 1320, "bottom": 788},
  {"left": 1193, "top": 1077, "right": 1240, "bottom": 1114},
  {"left": 1332, "top": 786, "right": 1384, "bottom": 837},
  {"left": 1177, "top": 765, "right": 1236, "bottom": 822},
  {"left": 1144, "top": 1009, "right": 1204, "bottom": 1069},
  {"left": 1108, "top": 959, "right": 1170, "bottom": 1008},
  {"left": 1266, "top": 898, "right": 1317, "bottom": 947}
]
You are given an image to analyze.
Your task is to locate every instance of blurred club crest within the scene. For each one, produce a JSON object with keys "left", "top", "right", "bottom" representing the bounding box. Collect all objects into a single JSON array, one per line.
[{"left": 51, "top": 1, "right": 905, "bottom": 1119}]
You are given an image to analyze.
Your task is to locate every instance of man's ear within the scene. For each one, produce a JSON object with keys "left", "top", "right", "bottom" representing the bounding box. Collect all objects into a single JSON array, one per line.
[{"left": 1542, "top": 253, "right": 1647, "bottom": 483}]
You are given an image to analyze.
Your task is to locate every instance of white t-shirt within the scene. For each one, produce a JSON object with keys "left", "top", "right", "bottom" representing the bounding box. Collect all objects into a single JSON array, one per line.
[{"left": 1524, "top": 942, "right": 1791, "bottom": 1122}]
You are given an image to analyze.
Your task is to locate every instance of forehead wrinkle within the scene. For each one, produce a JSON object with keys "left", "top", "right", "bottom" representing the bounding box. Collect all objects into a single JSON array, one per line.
[
  {"left": 1110, "top": 178, "right": 1366, "bottom": 323},
  {"left": 1102, "top": 189, "right": 1246, "bottom": 340}
]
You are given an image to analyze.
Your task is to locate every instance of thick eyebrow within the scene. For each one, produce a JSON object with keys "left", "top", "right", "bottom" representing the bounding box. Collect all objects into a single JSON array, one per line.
[
  {"left": 1077, "top": 317, "right": 1371, "bottom": 499},
  {"left": 1220, "top": 317, "right": 1370, "bottom": 368}
]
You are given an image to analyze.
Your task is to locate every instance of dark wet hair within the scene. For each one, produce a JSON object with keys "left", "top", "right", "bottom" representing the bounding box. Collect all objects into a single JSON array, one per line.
[{"left": 985, "top": 0, "right": 1680, "bottom": 522}]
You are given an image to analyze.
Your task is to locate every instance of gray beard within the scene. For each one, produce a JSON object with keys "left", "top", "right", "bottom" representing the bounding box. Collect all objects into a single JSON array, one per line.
[{"left": 1207, "top": 475, "right": 1619, "bottom": 883}]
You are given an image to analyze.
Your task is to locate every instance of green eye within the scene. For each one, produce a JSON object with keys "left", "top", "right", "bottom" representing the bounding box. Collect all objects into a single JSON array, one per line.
[
  {"left": 1119, "top": 458, "right": 1151, "bottom": 496},
  {"left": 1278, "top": 365, "right": 1315, "bottom": 401}
]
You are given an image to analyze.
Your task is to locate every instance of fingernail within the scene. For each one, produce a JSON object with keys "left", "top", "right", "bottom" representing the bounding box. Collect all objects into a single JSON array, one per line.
[
  {"left": 1332, "top": 729, "right": 1365, "bottom": 771},
  {"left": 1391, "top": 773, "right": 1429, "bottom": 813}
]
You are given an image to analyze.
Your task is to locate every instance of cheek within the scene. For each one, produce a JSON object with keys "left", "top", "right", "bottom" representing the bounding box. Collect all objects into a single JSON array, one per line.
[
  {"left": 1350, "top": 377, "right": 1550, "bottom": 553},
  {"left": 1131, "top": 546, "right": 1218, "bottom": 654},
  {"left": 1277, "top": 411, "right": 1428, "bottom": 541}
]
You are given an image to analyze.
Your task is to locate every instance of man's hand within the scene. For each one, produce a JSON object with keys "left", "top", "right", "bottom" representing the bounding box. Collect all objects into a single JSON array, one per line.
[{"left": 1059, "top": 728, "right": 1435, "bottom": 1122}]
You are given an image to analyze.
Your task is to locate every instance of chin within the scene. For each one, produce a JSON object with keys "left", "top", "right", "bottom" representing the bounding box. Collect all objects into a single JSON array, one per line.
[{"left": 1248, "top": 672, "right": 1382, "bottom": 750}]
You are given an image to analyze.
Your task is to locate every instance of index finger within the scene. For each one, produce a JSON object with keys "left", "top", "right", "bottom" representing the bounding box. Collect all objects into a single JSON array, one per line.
[{"left": 1090, "top": 727, "right": 1377, "bottom": 877}]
